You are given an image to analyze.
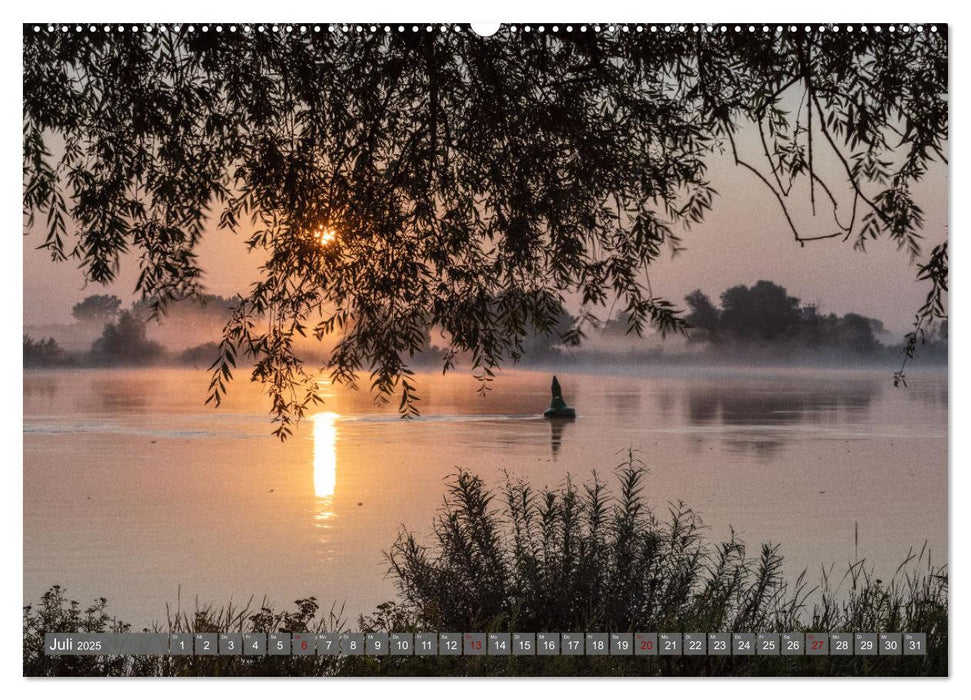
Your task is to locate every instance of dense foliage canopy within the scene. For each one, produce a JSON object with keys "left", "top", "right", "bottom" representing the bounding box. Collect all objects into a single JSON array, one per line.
[
  {"left": 23, "top": 24, "right": 948, "bottom": 436},
  {"left": 684, "top": 280, "right": 895, "bottom": 356},
  {"left": 71, "top": 293, "right": 121, "bottom": 323}
]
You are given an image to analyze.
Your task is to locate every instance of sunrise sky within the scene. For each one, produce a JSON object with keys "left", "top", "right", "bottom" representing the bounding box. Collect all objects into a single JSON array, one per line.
[{"left": 22, "top": 128, "right": 948, "bottom": 337}]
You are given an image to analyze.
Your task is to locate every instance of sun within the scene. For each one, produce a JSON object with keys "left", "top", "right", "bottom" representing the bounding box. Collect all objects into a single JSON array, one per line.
[{"left": 312, "top": 224, "right": 338, "bottom": 247}]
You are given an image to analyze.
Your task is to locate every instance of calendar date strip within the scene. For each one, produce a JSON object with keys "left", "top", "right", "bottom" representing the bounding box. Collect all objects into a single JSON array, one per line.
[{"left": 45, "top": 631, "right": 927, "bottom": 657}]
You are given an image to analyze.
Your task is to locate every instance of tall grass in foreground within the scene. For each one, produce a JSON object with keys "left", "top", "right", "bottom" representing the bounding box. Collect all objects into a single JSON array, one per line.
[{"left": 24, "top": 452, "right": 946, "bottom": 676}]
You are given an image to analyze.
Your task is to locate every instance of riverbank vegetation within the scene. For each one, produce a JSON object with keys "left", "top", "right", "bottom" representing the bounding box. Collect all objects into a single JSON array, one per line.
[
  {"left": 24, "top": 280, "right": 947, "bottom": 372},
  {"left": 24, "top": 455, "right": 947, "bottom": 677}
]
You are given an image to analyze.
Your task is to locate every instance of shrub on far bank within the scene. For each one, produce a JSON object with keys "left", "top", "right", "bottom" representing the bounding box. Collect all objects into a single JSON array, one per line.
[
  {"left": 178, "top": 342, "right": 221, "bottom": 367},
  {"left": 23, "top": 335, "right": 70, "bottom": 368},
  {"left": 89, "top": 311, "right": 164, "bottom": 366}
]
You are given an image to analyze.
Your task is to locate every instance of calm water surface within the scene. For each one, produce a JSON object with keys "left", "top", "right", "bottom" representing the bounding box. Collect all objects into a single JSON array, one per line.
[{"left": 23, "top": 366, "right": 947, "bottom": 627}]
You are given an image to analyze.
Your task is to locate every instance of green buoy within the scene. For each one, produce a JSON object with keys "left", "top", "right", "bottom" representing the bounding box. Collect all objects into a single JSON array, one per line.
[{"left": 543, "top": 375, "right": 576, "bottom": 419}]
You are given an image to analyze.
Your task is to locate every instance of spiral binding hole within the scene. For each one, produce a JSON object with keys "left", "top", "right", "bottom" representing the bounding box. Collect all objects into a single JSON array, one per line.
[{"left": 28, "top": 22, "right": 942, "bottom": 38}]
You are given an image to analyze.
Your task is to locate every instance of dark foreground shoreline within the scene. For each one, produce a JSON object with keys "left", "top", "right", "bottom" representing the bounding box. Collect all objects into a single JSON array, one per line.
[{"left": 24, "top": 462, "right": 947, "bottom": 678}]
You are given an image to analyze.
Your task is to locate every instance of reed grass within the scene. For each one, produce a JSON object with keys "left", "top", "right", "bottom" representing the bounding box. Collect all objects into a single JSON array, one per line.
[{"left": 23, "top": 451, "right": 946, "bottom": 676}]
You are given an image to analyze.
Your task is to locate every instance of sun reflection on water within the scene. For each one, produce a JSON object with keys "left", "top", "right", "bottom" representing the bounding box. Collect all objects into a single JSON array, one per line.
[{"left": 313, "top": 412, "right": 339, "bottom": 529}]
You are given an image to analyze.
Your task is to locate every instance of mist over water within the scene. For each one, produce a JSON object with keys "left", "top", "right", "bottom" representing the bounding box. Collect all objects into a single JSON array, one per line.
[{"left": 23, "top": 365, "right": 946, "bottom": 629}]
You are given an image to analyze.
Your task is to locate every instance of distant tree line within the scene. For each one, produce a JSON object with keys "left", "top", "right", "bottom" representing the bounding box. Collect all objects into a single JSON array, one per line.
[
  {"left": 23, "top": 335, "right": 68, "bottom": 368},
  {"left": 24, "top": 293, "right": 237, "bottom": 368},
  {"left": 682, "top": 280, "right": 946, "bottom": 360},
  {"left": 70, "top": 294, "right": 122, "bottom": 325},
  {"left": 88, "top": 311, "right": 163, "bottom": 366},
  {"left": 25, "top": 284, "right": 946, "bottom": 369}
]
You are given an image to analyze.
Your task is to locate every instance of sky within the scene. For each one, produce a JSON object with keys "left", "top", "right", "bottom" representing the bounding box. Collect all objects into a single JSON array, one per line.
[{"left": 22, "top": 111, "right": 948, "bottom": 340}]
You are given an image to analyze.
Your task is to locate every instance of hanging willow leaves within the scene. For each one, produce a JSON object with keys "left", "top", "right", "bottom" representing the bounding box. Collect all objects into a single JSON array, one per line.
[{"left": 23, "top": 24, "right": 948, "bottom": 437}]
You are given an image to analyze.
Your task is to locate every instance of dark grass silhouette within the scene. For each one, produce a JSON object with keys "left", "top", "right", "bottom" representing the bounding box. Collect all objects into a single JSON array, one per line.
[{"left": 24, "top": 453, "right": 946, "bottom": 676}]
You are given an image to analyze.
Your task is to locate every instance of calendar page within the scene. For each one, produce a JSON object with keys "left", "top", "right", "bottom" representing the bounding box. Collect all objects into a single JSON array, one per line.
[{"left": 22, "top": 21, "right": 948, "bottom": 678}]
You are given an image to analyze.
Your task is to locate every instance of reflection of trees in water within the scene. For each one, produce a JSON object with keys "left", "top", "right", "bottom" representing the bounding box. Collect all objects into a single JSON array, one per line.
[
  {"left": 689, "top": 381, "right": 879, "bottom": 425},
  {"left": 23, "top": 377, "right": 59, "bottom": 405},
  {"left": 25, "top": 376, "right": 156, "bottom": 417},
  {"left": 607, "top": 391, "right": 642, "bottom": 417},
  {"left": 91, "top": 379, "right": 153, "bottom": 412},
  {"left": 684, "top": 380, "right": 879, "bottom": 458},
  {"left": 900, "top": 379, "right": 948, "bottom": 408},
  {"left": 721, "top": 434, "right": 788, "bottom": 459},
  {"left": 654, "top": 389, "right": 675, "bottom": 417},
  {"left": 687, "top": 392, "right": 720, "bottom": 425}
]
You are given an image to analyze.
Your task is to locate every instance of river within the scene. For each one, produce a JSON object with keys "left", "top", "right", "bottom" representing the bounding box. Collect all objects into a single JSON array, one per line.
[{"left": 23, "top": 366, "right": 947, "bottom": 628}]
